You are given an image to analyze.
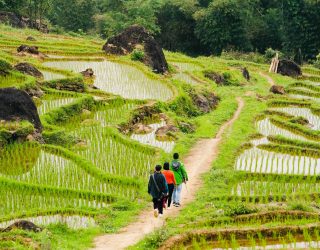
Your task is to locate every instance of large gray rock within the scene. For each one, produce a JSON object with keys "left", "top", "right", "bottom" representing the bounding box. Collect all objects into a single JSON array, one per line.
[
  {"left": 277, "top": 60, "right": 302, "bottom": 77},
  {"left": 270, "top": 85, "right": 285, "bottom": 95},
  {"left": 102, "top": 25, "right": 168, "bottom": 73},
  {"left": 0, "top": 88, "right": 42, "bottom": 131},
  {"left": 2, "top": 220, "right": 42, "bottom": 232}
]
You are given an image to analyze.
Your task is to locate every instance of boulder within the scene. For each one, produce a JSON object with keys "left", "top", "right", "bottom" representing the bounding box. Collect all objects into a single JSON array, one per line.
[
  {"left": 2, "top": 220, "right": 42, "bottom": 232},
  {"left": 204, "top": 71, "right": 225, "bottom": 85},
  {"left": 178, "top": 121, "right": 196, "bottom": 134},
  {"left": 80, "top": 68, "right": 94, "bottom": 77},
  {"left": 102, "top": 25, "right": 168, "bottom": 73},
  {"left": 17, "top": 45, "right": 39, "bottom": 55},
  {"left": 0, "top": 88, "right": 42, "bottom": 131},
  {"left": 277, "top": 59, "right": 302, "bottom": 77},
  {"left": 270, "top": 85, "right": 285, "bottom": 95},
  {"left": 242, "top": 67, "right": 250, "bottom": 81},
  {"left": 155, "top": 124, "right": 179, "bottom": 141},
  {"left": 0, "top": 11, "right": 49, "bottom": 33},
  {"left": 132, "top": 123, "right": 153, "bottom": 134},
  {"left": 14, "top": 62, "right": 43, "bottom": 78},
  {"left": 26, "top": 36, "right": 36, "bottom": 41},
  {"left": 191, "top": 92, "right": 219, "bottom": 113}
]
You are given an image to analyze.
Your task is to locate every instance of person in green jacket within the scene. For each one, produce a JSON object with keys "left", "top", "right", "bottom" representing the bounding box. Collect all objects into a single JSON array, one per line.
[{"left": 170, "top": 153, "right": 188, "bottom": 207}]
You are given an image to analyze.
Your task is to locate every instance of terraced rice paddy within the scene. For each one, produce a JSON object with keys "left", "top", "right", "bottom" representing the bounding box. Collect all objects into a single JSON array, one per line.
[
  {"left": 72, "top": 126, "right": 156, "bottom": 177},
  {"left": 172, "top": 62, "right": 204, "bottom": 85},
  {"left": 0, "top": 215, "right": 96, "bottom": 229},
  {"left": 232, "top": 180, "right": 320, "bottom": 196},
  {"left": 235, "top": 148, "right": 320, "bottom": 175},
  {"left": 37, "top": 98, "right": 75, "bottom": 115},
  {"left": 41, "top": 70, "right": 66, "bottom": 81},
  {"left": 257, "top": 118, "right": 309, "bottom": 142},
  {"left": 43, "top": 60, "right": 173, "bottom": 100},
  {"left": 270, "top": 107, "right": 320, "bottom": 130}
]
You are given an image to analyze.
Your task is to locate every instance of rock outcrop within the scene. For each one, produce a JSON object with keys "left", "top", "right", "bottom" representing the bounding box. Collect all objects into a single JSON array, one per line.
[
  {"left": 14, "top": 62, "right": 43, "bottom": 78},
  {"left": 80, "top": 68, "right": 94, "bottom": 77},
  {"left": 0, "top": 11, "right": 49, "bottom": 33},
  {"left": 0, "top": 88, "right": 42, "bottom": 131},
  {"left": 17, "top": 45, "right": 39, "bottom": 55},
  {"left": 102, "top": 25, "right": 168, "bottom": 73},
  {"left": 242, "top": 67, "right": 250, "bottom": 81},
  {"left": 277, "top": 60, "right": 302, "bottom": 77},
  {"left": 270, "top": 85, "right": 285, "bottom": 95},
  {"left": 191, "top": 92, "right": 219, "bottom": 113},
  {"left": 132, "top": 123, "right": 153, "bottom": 134},
  {"left": 26, "top": 36, "right": 36, "bottom": 41},
  {"left": 2, "top": 220, "right": 42, "bottom": 232},
  {"left": 204, "top": 71, "right": 225, "bottom": 85},
  {"left": 155, "top": 124, "right": 179, "bottom": 141}
]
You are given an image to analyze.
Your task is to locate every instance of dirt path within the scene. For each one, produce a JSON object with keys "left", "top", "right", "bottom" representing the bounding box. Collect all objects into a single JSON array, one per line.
[
  {"left": 259, "top": 72, "right": 275, "bottom": 86},
  {"left": 91, "top": 97, "right": 244, "bottom": 250}
]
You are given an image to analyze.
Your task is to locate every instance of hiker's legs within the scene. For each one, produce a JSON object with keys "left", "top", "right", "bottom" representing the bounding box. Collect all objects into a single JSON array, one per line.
[
  {"left": 167, "top": 184, "right": 174, "bottom": 207},
  {"left": 153, "top": 198, "right": 163, "bottom": 214},
  {"left": 173, "top": 184, "right": 183, "bottom": 204},
  {"left": 158, "top": 198, "right": 164, "bottom": 214},
  {"left": 152, "top": 198, "right": 158, "bottom": 210}
]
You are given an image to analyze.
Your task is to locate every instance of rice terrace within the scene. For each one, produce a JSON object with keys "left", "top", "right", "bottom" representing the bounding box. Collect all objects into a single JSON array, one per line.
[{"left": 1, "top": 1, "right": 320, "bottom": 249}]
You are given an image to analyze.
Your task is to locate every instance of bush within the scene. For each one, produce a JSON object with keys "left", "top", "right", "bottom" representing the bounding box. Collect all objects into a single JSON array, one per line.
[
  {"left": 222, "top": 72, "right": 240, "bottom": 86},
  {"left": 0, "top": 59, "right": 12, "bottom": 73},
  {"left": 264, "top": 48, "right": 283, "bottom": 62},
  {"left": 224, "top": 202, "right": 257, "bottom": 216},
  {"left": 131, "top": 49, "right": 145, "bottom": 62},
  {"left": 221, "top": 50, "right": 267, "bottom": 64}
]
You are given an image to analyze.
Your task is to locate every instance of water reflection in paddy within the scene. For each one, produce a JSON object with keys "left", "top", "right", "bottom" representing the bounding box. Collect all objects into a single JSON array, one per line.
[
  {"left": 130, "top": 121, "right": 175, "bottom": 153},
  {"left": 43, "top": 60, "right": 173, "bottom": 100}
]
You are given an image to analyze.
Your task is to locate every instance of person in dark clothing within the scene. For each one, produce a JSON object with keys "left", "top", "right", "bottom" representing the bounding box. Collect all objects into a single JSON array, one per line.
[
  {"left": 162, "top": 162, "right": 176, "bottom": 209},
  {"left": 148, "top": 165, "right": 168, "bottom": 217}
]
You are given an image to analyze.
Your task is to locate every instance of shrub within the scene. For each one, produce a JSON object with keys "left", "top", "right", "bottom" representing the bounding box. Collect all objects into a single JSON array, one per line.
[
  {"left": 264, "top": 48, "right": 283, "bottom": 62},
  {"left": 224, "top": 202, "right": 257, "bottom": 216},
  {"left": 289, "top": 202, "right": 312, "bottom": 212},
  {"left": 221, "top": 50, "right": 266, "bottom": 64},
  {"left": 0, "top": 59, "right": 12, "bottom": 73},
  {"left": 131, "top": 49, "right": 145, "bottom": 62},
  {"left": 222, "top": 72, "right": 240, "bottom": 86}
]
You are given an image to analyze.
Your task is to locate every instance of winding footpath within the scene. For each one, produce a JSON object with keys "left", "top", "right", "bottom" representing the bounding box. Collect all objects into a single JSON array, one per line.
[
  {"left": 91, "top": 97, "right": 244, "bottom": 250},
  {"left": 259, "top": 72, "right": 275, "bottom": 86}
]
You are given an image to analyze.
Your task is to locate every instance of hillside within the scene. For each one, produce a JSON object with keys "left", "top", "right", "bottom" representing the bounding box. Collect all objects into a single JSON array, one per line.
[{"left": 0, "top": 24, "right": 320, "bottom": 250}]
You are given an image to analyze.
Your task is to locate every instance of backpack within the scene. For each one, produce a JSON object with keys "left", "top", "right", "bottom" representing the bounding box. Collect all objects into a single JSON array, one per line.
[{"left": 172, "top": 161, "right": 181, "bottom": 171}]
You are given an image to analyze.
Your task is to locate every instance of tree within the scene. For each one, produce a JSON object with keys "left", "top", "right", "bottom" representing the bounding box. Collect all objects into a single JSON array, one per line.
[
  {"left": 94, "top": 0, "right": 161, "bottom": 38},
  {"left": 194, "top": 0, "right": 252, "bottom": 55},
  {"left": 49, "top": 0, "right": 96, "bottom": 32},
  {"left": 156, "top": 0, "right": 209, "bottom": 55}
]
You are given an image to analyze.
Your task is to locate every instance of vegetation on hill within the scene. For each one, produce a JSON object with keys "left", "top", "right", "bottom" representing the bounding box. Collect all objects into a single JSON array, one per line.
[{"left": 1, "top": 0, "right": 320, "bottom": 62}]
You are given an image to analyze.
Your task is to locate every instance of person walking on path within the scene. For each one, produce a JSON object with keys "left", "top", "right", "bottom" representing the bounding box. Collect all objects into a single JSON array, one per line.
[
  {"left": 162, "top": 162, "right": 176, "bottom": 209},
  {"left": 170, "top": 153, "right": 188, "bottom": 207},
  {"left": 148, "top": 165, "right": 168, "bottom": 218}
]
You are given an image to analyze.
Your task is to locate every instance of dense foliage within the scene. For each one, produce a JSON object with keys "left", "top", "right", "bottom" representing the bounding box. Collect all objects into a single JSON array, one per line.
[{"left": 1, "top": 0, "right": 320, "bottom": 60}]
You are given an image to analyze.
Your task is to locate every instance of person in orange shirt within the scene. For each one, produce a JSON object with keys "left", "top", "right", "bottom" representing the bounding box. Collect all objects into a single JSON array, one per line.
[{"left": 162, "top": 162, "right": 176, "bottom": 209}]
